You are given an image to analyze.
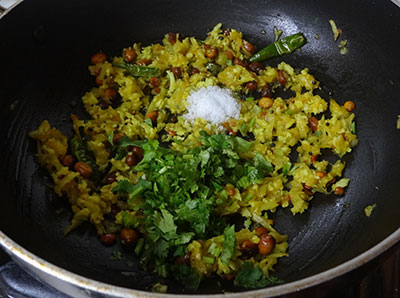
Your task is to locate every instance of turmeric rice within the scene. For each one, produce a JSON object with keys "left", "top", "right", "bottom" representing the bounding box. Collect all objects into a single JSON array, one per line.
[{"left": 30, "top": 24, "right": 357, "bottom": 290}]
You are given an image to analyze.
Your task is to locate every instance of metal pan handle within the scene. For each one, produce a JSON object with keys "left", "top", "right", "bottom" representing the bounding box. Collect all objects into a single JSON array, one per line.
[
  {"left": 0, "top": 0, "right": 23, "bottom": 19},
  {"left": 392, "top": 0, "right": 400, "bottom": 7}
]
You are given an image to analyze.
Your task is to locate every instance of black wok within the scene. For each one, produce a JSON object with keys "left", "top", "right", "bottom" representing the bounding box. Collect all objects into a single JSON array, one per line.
[{"left": 0, "top": 0, "right": 400, "bottom": 296}]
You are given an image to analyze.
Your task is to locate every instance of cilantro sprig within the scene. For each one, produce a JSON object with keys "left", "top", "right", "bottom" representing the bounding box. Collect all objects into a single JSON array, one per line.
[
  {"left": 112, "top": 132, "right": 274, "bottom": 289},
  {"left": 234, "top": 262, "right": 284, "bottom": 289}
]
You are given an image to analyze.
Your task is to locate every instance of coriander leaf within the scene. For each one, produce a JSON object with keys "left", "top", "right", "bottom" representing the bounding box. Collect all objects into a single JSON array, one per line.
[
  {"left": 208, "top": 242, "right": 221, "bottom": 257},
  {"left": 114, "top": 148, "right": 128, "bottom": 160},
  {"left": 198, "top": 150, "right": 211, "bottom": 167},
  {"left": 234, "top": 262, "right": 267, "bottom": 289},
  {"left": 153, "top": 209, "right": 177, "bottom": 237},
  {"left": 173, "top": 245, "right": 188, "bottom": 257},
  {"left": 202, "top": 256, "right": 215, "bottom": 264},
  {"left": 244, "top": 218, "right": 252, "bottom": 228},
  {"left": 144, "top": 118, "right": 153, "bottom": 127},
  {"left": 118, "top": 135, "right": 275, "bottom": 280},
  {"left": 176, "top": 199, "right": 212, "bottom": 236},
  {"left": 237, "top": 176, "right": 251, "bottom": 189},
  {"left": 314, "top": 131, "right": 322, "bottom": 136},
  {"left": 249, "top": 117, "right": 256, "bottom": 128},
  {"left": 172, "top": 264, "right": 201, "bottom": 290},
  {"left": 112, "top": 180, "right": 135, "bottom": 194},
  {"left": 134, "top": 140, "right": 160, "bottom": 171},
  {"left": 246, "top": 164, "right": 261, "bottom": 181},
  {"left": 289, "top": 164, "right": 298, "bottom": 173},
  {"left": 154, "top": 260, "right": 168, "bottom": 278},
  {"left": 153, "top": 238, "right": 169, "bottom": 258},
  {"left": 234, "top": 261, "right": 283, "bottom": 289},
  {"left": 233, "top": 136, "right": 252, "bottom": 153},
  {"left": 220, "top": 225, "right": 235, "bottom": 265},
  {"left": 117, "top": 136, "right": 146, "bottom": 148},
  {"left": 282, "top": 162, "right": 292, "bottom": 176},
  {"left": 223, "top": 154, "right": 238, "bottom": 168},
  {"left": 121, "top": 211, "right": 138, "bottom": 228},
  {"left": 203, "top": 133, "right": 234, "bottom": 151},
  {"left": 253, "top": 153, "right": 273, "bottom": 174},
  {"left": 134, "top": 238, "right": 145, "bottom": 255},
  {"left": 214, "top": 166, "right": 225, "bottom": 177},
  {"left": 239, "top": 123, "right": 248, "bottom": 136},
  {"left": 174, "top": 233, "right": 194, "bottom": 245},
  {"left": 145, "top": 227, "right": 160, "bottom": 243},
  {"left": 107, "top": 132, "right": 115, "bottom": 145},
  {"left": 221, "top": 148, "right": 239, "bottom": 160},
  {"left": 127, "top": 179, "right": 152, "bottom": 200},
  {"left": 142, "top": 139, "right": 159, "bottom": 152},
  {"left": 199, "top": 130, "right": 209, "bottom": 138},
  {"left": 351, "top": 121, "right": 356, "bottom": 134}
]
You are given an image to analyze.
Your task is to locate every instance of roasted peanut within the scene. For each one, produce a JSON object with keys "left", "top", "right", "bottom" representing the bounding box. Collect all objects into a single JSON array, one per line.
[
  {"left": 74, "top": 161, "right": 93, "bottom": 178},
  {"left": 124, "top": 47, "right": 136, "bottom": 62},
  {"left": 344, "top": 100, "right": 355, "bottom": 112},
  {"left": 258, "top": 234, "right": 275, "bottom": 255},
  {"left": 246, "top": 80, "right": 258, "bottom": 90},
  {"left": 278, "top": 69, "right": 287, "bottom": 85},
  {"left": 255, "top": 226, "right": 268, "bottom": 237},
  {"left": 243, "top": 41, "right": 256, "bottom": 55},
  {"left": 126, "top": 154, "right": 139, "bottom": 167},
  {"left": 91, "top": 52, "right": 106, "bottom": 65},
  {"left": 120, "top": 228, "right": 139, "bottom": 245},
  {"left": 240, "top": 240, "right": 258, "bottom": 257},
  {"left": 61, "top": 155, "right": 74, "bottom": 168},
  {"left": 308, "top": 117, "right": 319, "bottom": 132},
  {"left": 258, "top": 97, "right": 274, "bottom": 109},
  {"left": 100, "top": 233, "right": 117, "bottom": 246},
  {"left": 334, "top": 187, "right": 345, "bottom": 195},
  {"left": 104, "top": 88, "right": 117, "bottom": 101},
  {"left": 205, "top": 47, "right": 218, "bottom": 59},
  {"left": 145, "top": 110, "right": 158, "bottom": 123},
  {"left": 168, "top": 33, "right": 177, "bottom": 44}
]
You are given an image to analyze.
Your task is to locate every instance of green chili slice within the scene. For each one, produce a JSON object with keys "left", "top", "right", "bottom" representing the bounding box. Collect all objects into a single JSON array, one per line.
[{"left": 249, "top": 32, "right": 307, "bottom": 62}]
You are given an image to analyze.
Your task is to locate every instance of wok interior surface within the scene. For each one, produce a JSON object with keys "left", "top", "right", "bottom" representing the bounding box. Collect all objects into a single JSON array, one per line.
[{"left": 1, "top": 0, "right": 400, "bottom": 294}]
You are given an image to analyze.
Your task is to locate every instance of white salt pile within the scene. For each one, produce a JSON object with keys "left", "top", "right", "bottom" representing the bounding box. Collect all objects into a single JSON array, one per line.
[{"left": 183, "top": 86, "right": 241, "bottom": 126}]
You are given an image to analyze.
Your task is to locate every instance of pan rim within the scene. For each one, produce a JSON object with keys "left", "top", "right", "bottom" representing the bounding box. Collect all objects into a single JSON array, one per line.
[
  {"left": 0, "top": 0, "right": 399, "bottom": 294},
  {"left": 0, "top": 227, "right": 399, "bottom": 297}
]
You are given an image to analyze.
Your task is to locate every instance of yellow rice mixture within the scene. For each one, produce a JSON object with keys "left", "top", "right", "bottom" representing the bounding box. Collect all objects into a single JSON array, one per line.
[{"left": 30, "top": 24, "right": 357, "bottom": 281}]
